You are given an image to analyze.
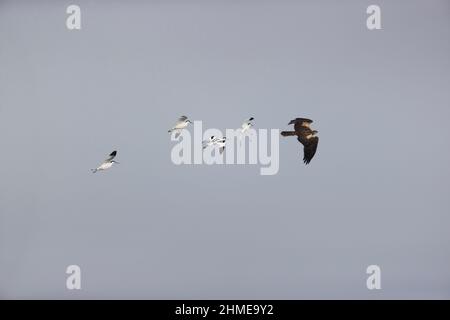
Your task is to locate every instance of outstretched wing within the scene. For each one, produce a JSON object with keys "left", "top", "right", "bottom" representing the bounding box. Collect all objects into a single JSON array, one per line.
[
  {"left": 288, "top": 117, "right": 313, "bottom": 125},
  {"left": 289, "top": 118, "right": 313, "bottom": 132},
  {"left": 106, "top": 150, "right": 117, "bottom": 161},
  {"left": 299, "top": 137, "right": 318, "bottom": 164}
]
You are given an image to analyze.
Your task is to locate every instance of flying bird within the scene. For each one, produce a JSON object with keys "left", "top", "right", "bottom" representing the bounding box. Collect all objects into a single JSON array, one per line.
[
  {"left": 238, "top": 117, "right": 255, "bottom": 147},
  {"left": 91, "top": 150, "right": 119, "bottom": 173},
  {"left": 240, "top": 117, "right": 254, "bottom": 134},
  {"left": 168, "top": 115, "right": 192, "bottom": 139},
  {"left": 202, "top": 136, "right": 226, "bottom": 154},
  {"left": 281, "top": 118, "right": 319, "bottom": 164},
  {"left": 215, "top": 137, "right": 226, "bottom": 154}
]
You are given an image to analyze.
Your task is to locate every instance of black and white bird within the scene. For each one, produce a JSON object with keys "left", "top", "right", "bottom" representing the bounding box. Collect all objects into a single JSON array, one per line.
[
  {"left": 168, "top": 115, "right": 192, "bottom": 139},
  {"left": 202, "top": 136, "right": 226, "bottom": 154},
  {"left": 281, "top": 118, "right": 319, "bottom": 164},
  {"left": 91, "top": 150, "right": 119, "bottom": 173},
  {"left": 215, "top": 137, "right": 226, "bottom": 154},
  {"left": 240, "top": 117, "right": 254, "bottom": 134}
]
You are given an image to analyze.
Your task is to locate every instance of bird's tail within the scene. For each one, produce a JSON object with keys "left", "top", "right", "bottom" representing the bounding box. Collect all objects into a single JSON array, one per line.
[
  {"left": 280, "top": 131, "right": 297, "bottom": 136},
  {"left": 91, "top": 169, "right": 97, "bottom": 173}
]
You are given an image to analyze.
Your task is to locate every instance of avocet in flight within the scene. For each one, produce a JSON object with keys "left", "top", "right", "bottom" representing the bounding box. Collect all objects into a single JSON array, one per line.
[
  {"left": 91, "top": 150, "right": 119, "bottom": 173},
  {"left": 240, "top": 117, "right": 254, "bottom": 134},
  {"left": 202, "top": 136, "right": 226, "bottom": 154},
  {"left": 168, "top": 115, "right": 192, "bottom": 139}
]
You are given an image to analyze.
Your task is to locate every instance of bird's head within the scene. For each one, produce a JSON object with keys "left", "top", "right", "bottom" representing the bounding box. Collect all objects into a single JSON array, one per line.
[
  {"left": 112, "top": 160, "right": 120, "bottom": 164},
  {"left": 186, "top": 119, "right": 192, "bottom": 124}
]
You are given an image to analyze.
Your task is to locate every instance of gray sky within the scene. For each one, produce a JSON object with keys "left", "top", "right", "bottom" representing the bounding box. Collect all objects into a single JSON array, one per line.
[{"left": 1, "top": 0, "right": 449, "bottom": 299}]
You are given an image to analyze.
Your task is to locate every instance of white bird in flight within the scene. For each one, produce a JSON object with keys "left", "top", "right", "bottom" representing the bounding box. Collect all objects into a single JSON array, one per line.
[
  {"left": 238, "top": 117, "right": 255, "bottom": 147},
  {"left": 240, "top": 117, "right": 254, "bottom": 134},
  {"left": 202, "top": 136, "right": 226, "bottom": 154},
  {"left": 168, "top": 115, "right": 192, "bottom": 139},
  {"left": 91, "top": 151, "right": 119, "bottom": 173}
]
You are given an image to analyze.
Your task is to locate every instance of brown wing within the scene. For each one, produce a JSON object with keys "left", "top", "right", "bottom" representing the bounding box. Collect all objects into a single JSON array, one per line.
[
  {"left": 288, "top": 118, "right": 313, "bottom": 131},
  {"left": 288, "top": 118, "right": 313, "bottom": 125},
  {"left": 299, "top": 136, "right": 318, "bottom": 164},
  {"left": 296, "top": 127, "right": 313, "bottom": 144},
  {"left": 303, "top": 137, "right": 319, "bottom": 164}
]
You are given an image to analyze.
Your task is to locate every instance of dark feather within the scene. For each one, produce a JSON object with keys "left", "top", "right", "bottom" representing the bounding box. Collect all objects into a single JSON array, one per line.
[
  {"left": 295, "top": 122, "right": 312, "bottom": 133},
  {"left": 280, "top": 131, "right": 297, "bottom": 136},
  {"left": 106, "top": 150, "right": 117, "bottom": 161},
  {"left": 296, "top": 128, "right": 314, "bottom": 145},
  {"left": 288, "top": 118, "right": 313, "bottom": 125},
  {"left": 299, "top": 136, "right": 319, "bottom": 164},
  {"left": 282, "top": 117, "right": 319, "bottom": 164}
]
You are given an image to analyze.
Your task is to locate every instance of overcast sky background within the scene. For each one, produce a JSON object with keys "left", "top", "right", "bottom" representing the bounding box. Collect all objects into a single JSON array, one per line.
[{"left": 1, "top": 0, "right": 449, "bottom": 299}]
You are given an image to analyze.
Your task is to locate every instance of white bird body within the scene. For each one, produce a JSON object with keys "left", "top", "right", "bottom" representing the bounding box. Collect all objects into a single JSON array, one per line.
[
  {"left": 91, "top": 151, "right": 119, "bottom": 173},
  {"left": 202, "top": 136, "right": 215, "bottom": 149},
  {"left": 215, "top": 137, "right": 226, "bottom": 148},
  {"left": 97, "top": 162, "right": 114, "bottom": 171},
  {"left": 168, "top": 115, "right": 192, "bottom": 138},
  {"left": 238, "top": 117, "right": 254, "bottom": 147},
  {"left": 203, "top": 136, "right": 226, "bottom": 154},
  {"left": 172, "top": 121, "right": 190, "bottom": 130},
  {"left": 240, "top": 117, "right": 254, "bottom": 134}
]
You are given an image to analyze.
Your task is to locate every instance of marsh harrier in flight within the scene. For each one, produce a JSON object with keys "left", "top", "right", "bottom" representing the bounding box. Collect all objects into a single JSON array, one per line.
[{"left": 281, "top": 118, "right": 319, "bottom": 164}]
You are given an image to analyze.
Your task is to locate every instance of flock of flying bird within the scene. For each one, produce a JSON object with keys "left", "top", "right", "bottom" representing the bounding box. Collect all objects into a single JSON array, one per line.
[{"left": 91, "top": 116, "right": 319, "bottom": 173}]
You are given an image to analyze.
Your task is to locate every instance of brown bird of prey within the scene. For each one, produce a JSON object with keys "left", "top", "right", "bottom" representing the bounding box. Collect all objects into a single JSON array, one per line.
[{"left": 281, "top": 118, "right": 319, "bottom": 164}]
